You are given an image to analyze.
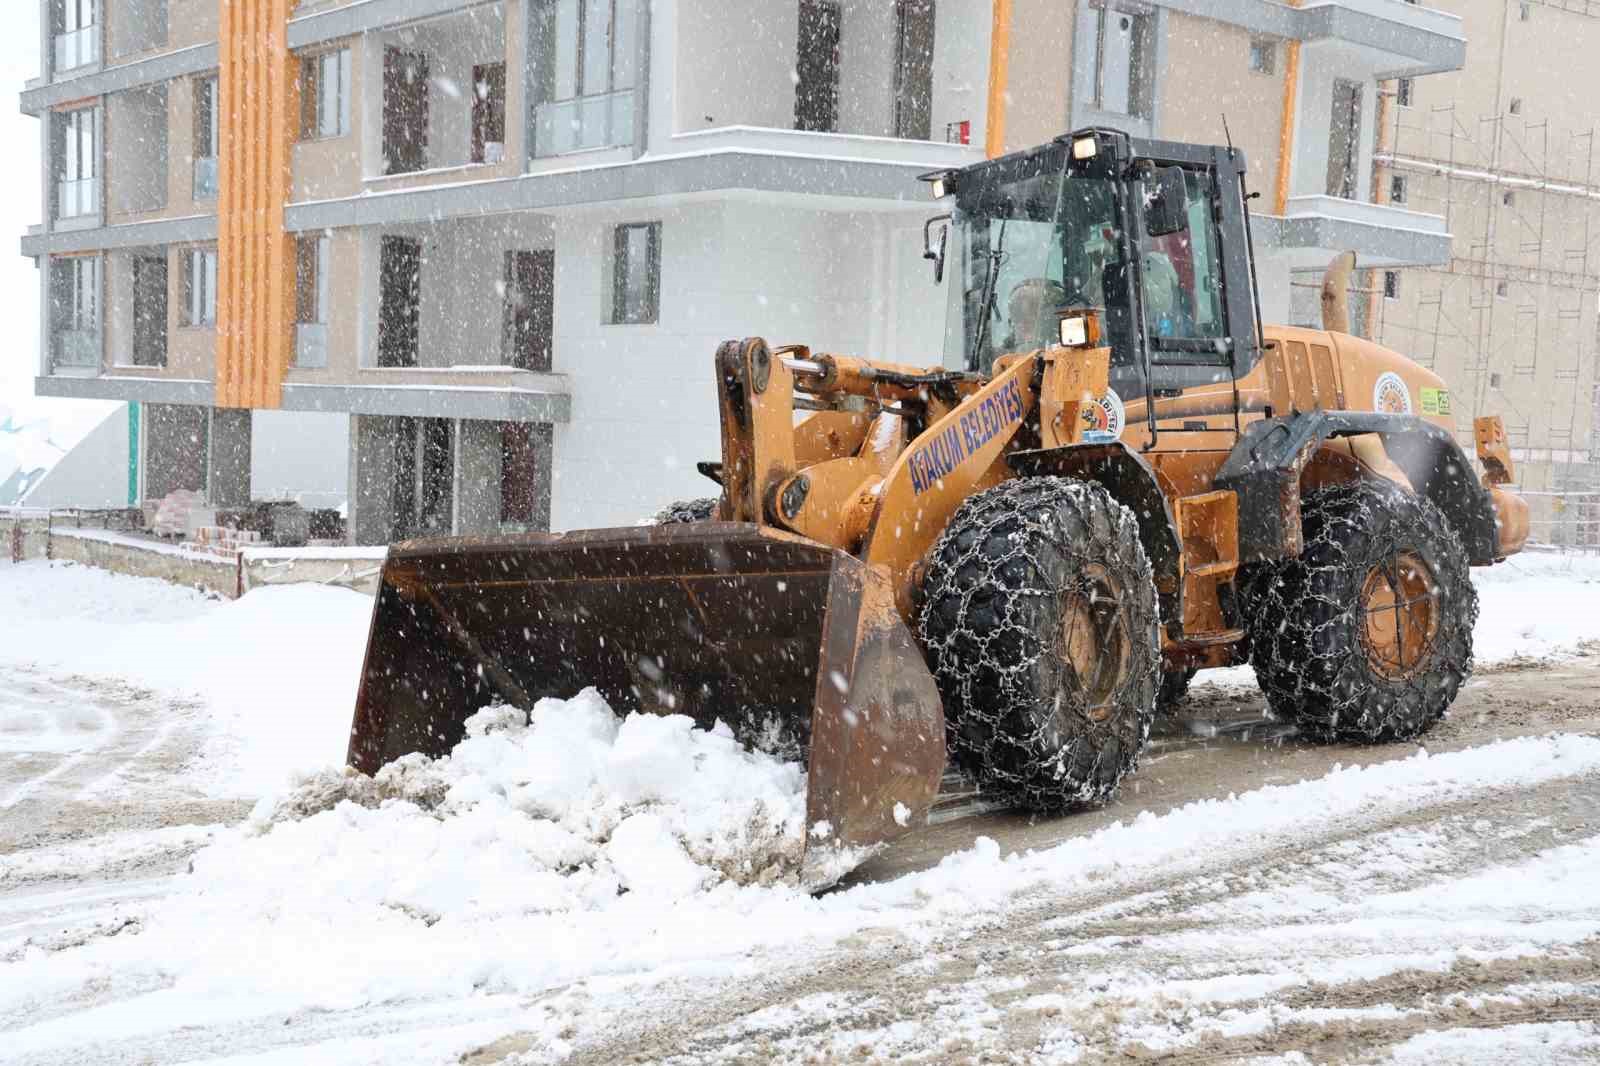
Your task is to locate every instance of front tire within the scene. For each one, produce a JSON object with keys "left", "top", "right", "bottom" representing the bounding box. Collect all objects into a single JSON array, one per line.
[
  {"left": 918, "top": 478, "right": 1161, "bottom": 810},
  {"left": 1248, "top": 481, "right": 1476, "bottom": 743}
]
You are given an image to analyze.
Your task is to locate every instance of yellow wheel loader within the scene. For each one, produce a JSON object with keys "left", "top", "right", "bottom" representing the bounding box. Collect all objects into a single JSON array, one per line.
[{"left": 349, "top": 128, "right": 1529, "bottom": 881}]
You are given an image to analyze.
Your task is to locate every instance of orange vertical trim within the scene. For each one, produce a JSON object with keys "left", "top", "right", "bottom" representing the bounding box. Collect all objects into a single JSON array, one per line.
[
  {"left": 1273, "top": 2, "right": 1303, "bottom": 217},
  {"left": 985, "top": 0, "right": 1011, "bottom": 159},
  {"left": 215, "top": 0, "right": 298, "bottom": 410}
]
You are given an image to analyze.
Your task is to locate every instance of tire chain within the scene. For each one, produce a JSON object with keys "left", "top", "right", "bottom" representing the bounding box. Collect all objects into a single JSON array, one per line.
[
  {"left": 1247, "top": 481, "right": 1477, "bottom": 743},
  {"left": 918, "top": 477, "right": 1161, "bottom": 810}
]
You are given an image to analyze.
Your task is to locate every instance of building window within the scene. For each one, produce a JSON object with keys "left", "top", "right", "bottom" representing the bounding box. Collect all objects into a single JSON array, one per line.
[
  {"left": 1496, "top": 280, "right": 1510, "bottom": 298},
  {"left": 52, "top": 106, "right": 98, "bottom": 219},
  {"left": 503, "top": 249, "right": 554, "bottom": 370},
  {"left": 1520, "top": 2, "right": 1532, "bottom": 20},
  {"left": 892, "top": 0, "right": 936, "bottom": 140},
  {"left": 378, "top": 235, "right": 423, "bottom": 367},
  {"left": 610, "top": 222, "right": 660, "bottom": 325},
  {"left": 193, "top": 76, "right": 218, "bottom": 200},
  {"left": 532, "top": 0, "right": 639, "bottom": 157},
  {"left": 295, "top": 235, "right": 331, "bottom": 368},
  {"left": 131, "top": 253, "right": 168, "bottom": 367},
  {"left": 382, "top": 48, "right": 430, "bottom": 174},
  {"left": 1326, "top": 79, "right": 1363, "bottom": 199},
  {"left": 471, "top": 63, "right": 507, "bottom": 164},
  {"left": 1490, "top": 372, "right": 1503, "bottom": 388},
  {"left": 1389, "top": 174, "right": 1408, "bottom": 204},
  {"left": 1509, "top": 97, "right": 1523, "bottom": 116},
  {"left": 183, "top": 247, "right": 218, "bottom": 326},
  {"left": 1503, "top": 189, "right": 1517, "bottom": 207},
  {"left": 1396, "top": 77, "right": 1413, "bottom": 107},
  {"left": 500, "top": 422, "right": 552, "bottom": 531},
  {"left": 301, "top": 48, "right": 351, "bottom": 140},
  {"left": 794, "top": 0, "right": 842, "bottom": 132},
  {"left": 50, "top": 255, "right": 100, "bottom": 369},
  {"left": 1092, "top": 4, "right": 1153, "bottom": 118},
  {"left": 1248, "top": 38, "right": 1275, "bottom": 76},
  {"left": 1383, "top": 270, "right": 1400, "bottom": 300},
  {"left": 53, "top": 0, "right": 100, "bottom": 72}
]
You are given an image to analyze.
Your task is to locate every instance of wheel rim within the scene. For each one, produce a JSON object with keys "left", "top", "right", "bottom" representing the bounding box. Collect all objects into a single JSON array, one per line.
[
  {"left": 1054, "top": 563, "right": 1132, "bottom": 721},
  {"left": 1359, "top": 550, "right": 1441, "bottom": 680}
]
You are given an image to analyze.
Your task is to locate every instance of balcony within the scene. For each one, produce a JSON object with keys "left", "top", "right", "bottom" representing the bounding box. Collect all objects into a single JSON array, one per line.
[
  {"left": 1261, "top": 195, "right": 1452, "bottom": 270},
  {"left": 54, "top": 329, "right": 101, "bottom": 370},
  {"left": 534, "top": 89, "right": 633, "bottom": 158},
  {"left": 193, "top": 157, "right": 218, "bottom": 201},
  {"left": 56, "top": 178, "right": 99, "bottom": 220},
  {"left": 1299, "top": 0, "right": 1465, "bottom": 78},
  {"left": 53, "top": 26, "right": 101, "bottom": 74},
  {"left": 295, "top": 323, "right": 328, "bottom": 369}
]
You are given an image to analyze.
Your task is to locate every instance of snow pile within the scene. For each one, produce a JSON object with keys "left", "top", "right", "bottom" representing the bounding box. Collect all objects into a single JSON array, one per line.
[{"left": 248, "top": 690, "right": 810, "bottom": 899}]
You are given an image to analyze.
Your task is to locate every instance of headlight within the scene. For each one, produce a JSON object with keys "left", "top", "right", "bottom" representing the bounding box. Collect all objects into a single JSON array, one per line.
[
  {"left": 1058, "top": 310, "right": 1102, "bottom": 349},
  {"left": 1072, "top": 135, "right": 1098, "bottom": 161}
]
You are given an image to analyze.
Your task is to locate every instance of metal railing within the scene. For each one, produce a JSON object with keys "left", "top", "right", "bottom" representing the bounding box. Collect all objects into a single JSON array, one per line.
[
  {"left": 534, "top": 89, "right": 634, "bottom": 157},
  {"left": 53, "top": 26, "right": 100, "bottom": 72},
  {"left": 295, "top": 323, "right": 328, "bottom": 369},
  {"left": 1521, "top": 490, "right": 1600, "bottom": 553},
  {"left": 56, "top": 177, "right": 98, "bottom": 219},
  {"left": 53, "top": 329, "right": 100, "bottom": 369},
  {"left": 193, "top": 156, "right": 218, "bottom": 201}
]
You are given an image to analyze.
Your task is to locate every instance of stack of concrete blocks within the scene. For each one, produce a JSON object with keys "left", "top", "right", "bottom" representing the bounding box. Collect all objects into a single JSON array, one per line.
[{"left": 185, "top": 525, "right": 263, "bottom": 558}]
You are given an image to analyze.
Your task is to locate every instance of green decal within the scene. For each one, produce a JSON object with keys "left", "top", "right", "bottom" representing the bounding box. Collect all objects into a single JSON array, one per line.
[
  {"left": 127, "top": 402, "right": 140, "bottom": 505},
  {"left": 1421, "top": 387, "right": 1450, "bottom": 416}
]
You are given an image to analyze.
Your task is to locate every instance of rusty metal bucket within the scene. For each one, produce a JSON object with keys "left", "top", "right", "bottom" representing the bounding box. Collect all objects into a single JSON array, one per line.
[{"left": 347, "top": 522, "right": 945, "bottom": 885}]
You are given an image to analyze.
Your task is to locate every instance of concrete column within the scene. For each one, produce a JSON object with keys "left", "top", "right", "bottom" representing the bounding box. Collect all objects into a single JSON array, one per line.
[
  {"left": 350, "top": 414, "right": 400, "bottom": 545},
  {"left": 207, "top": 407, "right": 252, "bottom": 508},
  {"left": 455, "top": 418, "right": 503, "bottom": 535}
]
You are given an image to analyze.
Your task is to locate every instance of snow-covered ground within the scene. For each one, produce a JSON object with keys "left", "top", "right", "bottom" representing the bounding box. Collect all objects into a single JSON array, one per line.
[{"left": 2, "top": 555, "right": 1598, "bottom": 1064}]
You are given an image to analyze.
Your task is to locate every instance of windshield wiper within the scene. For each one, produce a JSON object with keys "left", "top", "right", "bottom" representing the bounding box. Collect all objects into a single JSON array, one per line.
[{"left": 972, "top": 217, "right": 1009, "bottom": 363}]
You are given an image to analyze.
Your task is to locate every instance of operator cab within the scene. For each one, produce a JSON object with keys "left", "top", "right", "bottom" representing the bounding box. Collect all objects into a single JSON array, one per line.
[{"left": 924, "top": 128, "right": 1263, "bottom": 413}]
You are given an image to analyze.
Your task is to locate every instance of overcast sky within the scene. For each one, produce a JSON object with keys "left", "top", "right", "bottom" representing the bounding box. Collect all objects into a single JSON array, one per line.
[{"left": 0, "top": 6, "right": 116, "bottom": 437}]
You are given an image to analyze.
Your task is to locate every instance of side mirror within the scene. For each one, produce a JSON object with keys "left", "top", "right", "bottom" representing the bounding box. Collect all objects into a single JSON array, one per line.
[
  {"left": 1144, "top": 166, "right": 1190, "bottom": 237},
  {"left": 924, "top": 214, "right": 951, "bottom": 285}
]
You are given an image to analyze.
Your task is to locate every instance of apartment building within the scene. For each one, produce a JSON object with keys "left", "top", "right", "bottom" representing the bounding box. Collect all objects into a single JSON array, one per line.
[
  {"left": 23, "top": 0, "right": 1465, "bottom": 543},
  {"left": 1368, "top": 0, "right": 1600, "bottom": 514}
]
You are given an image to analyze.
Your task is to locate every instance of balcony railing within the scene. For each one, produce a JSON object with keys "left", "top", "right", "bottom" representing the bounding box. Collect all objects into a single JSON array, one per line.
[
  {"left": 295, "top": 323, "right": 328, "bottom": 369},
  {"left": 54, "top": 329, "right": 100, "bottom": 369},
  {"left": 534, "top": 89, "right": 633, "bottom": 158},
  {"left": 56, "top": 178, "right": 99, "bottom": 219},
  {"left": 193, "top": 157, "right": 218, "bottom": 201},
  {"left": 54, "top": 26, "right": 100, "bottom": 73}
]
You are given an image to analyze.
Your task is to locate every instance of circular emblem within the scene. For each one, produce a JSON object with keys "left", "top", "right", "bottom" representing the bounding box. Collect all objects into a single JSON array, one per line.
[
  {"left": 1091, "top": 390, "right": 1125, "bottom": 437},
  {"left": 1373, "top": 372, "right": 1413, "bottom": 415}
]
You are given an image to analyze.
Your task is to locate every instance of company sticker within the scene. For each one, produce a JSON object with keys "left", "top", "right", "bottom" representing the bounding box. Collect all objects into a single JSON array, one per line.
[
  {"left": 1084, "top": 390, "right": 1125, "bottom": 442},
  {"left": 1373, "top": 371, "right": 1413, "bottom": 415},
  {"left": 907, "top": 377, "right": 1026, "bottom": 495},
  {"left": 1420, "top": 386, "right": 1451, "bottom": 416}
]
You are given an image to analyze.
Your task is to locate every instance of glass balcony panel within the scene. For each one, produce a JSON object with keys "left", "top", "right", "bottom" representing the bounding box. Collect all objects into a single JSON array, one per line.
[
  {"left": 55, "top": 329, "right": 100, "bottom": 369},
  {"left": 295, "top": 323, "right": 328, "bottom": 369},
  {"left": 534, "top": 89, "right": 633, "bottom": 158},
  {"left": 53, "top": 27, "right": 100, "bottom": 73},
  {"left": 56, "top": 178, "right": 99, "bottom": 219},
  {"left": 193, "top": 157, "right": 218, "bottom": 201}
]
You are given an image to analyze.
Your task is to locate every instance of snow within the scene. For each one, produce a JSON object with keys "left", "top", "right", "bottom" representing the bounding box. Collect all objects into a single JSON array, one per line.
[
  {"left": 3, "top": 554, "right": 1600, "bottom": 1061},
  {"left": 0, "top": 561, "right": 372, "bottom": 796},
  {"left": 1469, "top": 551, "right": 1600, "bottom": 663}
]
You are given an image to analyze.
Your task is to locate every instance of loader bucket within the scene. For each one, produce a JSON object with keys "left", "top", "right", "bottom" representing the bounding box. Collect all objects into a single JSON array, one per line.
[{"left": 347, "top": 523, "right": 946, "bottom": 884}]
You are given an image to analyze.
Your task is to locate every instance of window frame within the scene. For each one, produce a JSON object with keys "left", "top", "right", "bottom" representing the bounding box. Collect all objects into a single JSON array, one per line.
[
  {"left": 531, "top": 0, "right": 639, "bottom": 157},
  {"left": 182, "top": 246, "right": 218, "bottom": 328},
  {"left": 1091, "top": 3, "right": 1153, "bottom": 119},
  {"left": 609, "top": 221, "right": 660, "bottom": 326},
  {"left": 1383, "top": 270, "right": 1400, "bottom": 301},
  {"left": 53, "top": 105, "right": 99, "bottom": 219},
  {"left": 300, "top": 48, "right": 352, "bottom": 141},
  {"left": 49, "top": 254, "right": 102, "bottom": 369},
  {"left": 1248, "top": 37, "right": 1275, "bottom": 76}
]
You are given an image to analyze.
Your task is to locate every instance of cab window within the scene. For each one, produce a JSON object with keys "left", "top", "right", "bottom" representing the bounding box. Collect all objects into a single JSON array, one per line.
[{"left": 1138, "top": 169, "right": 1227, "bottom": 359}]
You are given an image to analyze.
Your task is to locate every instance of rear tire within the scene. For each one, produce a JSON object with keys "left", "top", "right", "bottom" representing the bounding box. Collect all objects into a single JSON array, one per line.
[
  {"left": 918, "top": 478, "right": 1161, "bottom": 810},
  {"left": 1248, "top": 481, "right": 1476, "bottom": 743},
  {"left": 654, "top": 497, "right": 719, "bottom": 524}
]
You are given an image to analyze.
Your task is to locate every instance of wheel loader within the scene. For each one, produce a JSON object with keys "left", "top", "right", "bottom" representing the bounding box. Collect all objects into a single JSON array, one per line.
[{"left": 348, "top": 128, "right": 1529, "bottom": 883}]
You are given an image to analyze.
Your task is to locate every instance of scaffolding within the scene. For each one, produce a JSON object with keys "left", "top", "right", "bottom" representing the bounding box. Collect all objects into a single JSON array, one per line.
[{"left": 1367, "top": 26, "right": 1600, "bottom": 498}]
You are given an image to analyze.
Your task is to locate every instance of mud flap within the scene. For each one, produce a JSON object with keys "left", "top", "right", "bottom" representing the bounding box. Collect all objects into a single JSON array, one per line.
[{"left": 348, "top": 523, "right": 945, "bottom": 885}]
